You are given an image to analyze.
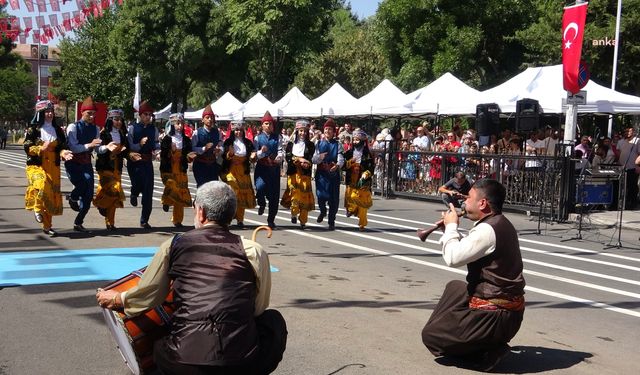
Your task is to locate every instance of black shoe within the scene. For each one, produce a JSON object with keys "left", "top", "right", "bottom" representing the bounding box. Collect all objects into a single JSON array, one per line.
[
  {"left": 300, "top": 223, "right": 305, "bottom": 230},
  {"left": 130, "top": 195, "right": 138, "bottom": 207},
  {"left": 317, "top": 213, "right": 325, "bottom": 223},
  {"left": 237, "top": 221, "right": 245, "bottom": 228},
  {"left": 67, "top": 195, "right": 80, "bottom": 212},
  {"left": 345, "top": 210, "right": 352, "bottom": 218},
  {"left": 140, "top": 222, "right": 152, "bottom": 229},
  {"left": 475, "top": 344, "right": 511, "bottom": 372},
  {"left": 106, "top": 224, "right": 117, "bottom": 231},
  {"left": 258, "top": 205, "right": 265, "bottom": 215},
  {"left": 174, "top": 222, "right": 183, "bottom": 228},
  {"left": 73, "top": 224, "right": 90, "bottom": 233},
  {"left": 291, "top": 216, "right": 297, "bottom": 224},
  {"left": 34, "top": 212, "right": 43, "bottom": 223},
  {"left": 328, "top": 223, "right": 335, "bottom": 231},
  {"left": 163, "top": 204, "right": 170, "bottom": 212},
  {"left": 98, "top": 207, "right": 107, "bottom": 217},
  {"left": 43, "top": 228, "right": 57, "bottom": 237},
  {"left": 267, "top": 221, "right": 277, "bottom": 229}
]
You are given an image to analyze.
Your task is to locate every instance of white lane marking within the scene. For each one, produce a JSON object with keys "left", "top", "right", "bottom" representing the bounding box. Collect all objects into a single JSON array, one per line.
[{"left": 243, "top": 218, "right": 640, "bottom": 318}]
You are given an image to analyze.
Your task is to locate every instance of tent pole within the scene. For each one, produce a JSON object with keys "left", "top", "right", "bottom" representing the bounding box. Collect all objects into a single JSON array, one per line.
[
  {"left": 564, "top": 100, "right": 578, "bottom": 156},
  {"left": 607, "top": 0, "right": 622, "bottom": 137}
]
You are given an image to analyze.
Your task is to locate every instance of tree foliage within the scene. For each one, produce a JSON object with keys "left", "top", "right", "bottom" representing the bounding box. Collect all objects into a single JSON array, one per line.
[{"left": 0, "top": 5, "right": 36, "bottom": 121}]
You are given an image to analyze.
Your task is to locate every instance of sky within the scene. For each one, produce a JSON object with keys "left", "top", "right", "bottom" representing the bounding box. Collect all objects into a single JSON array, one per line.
[{"left": 6, "top": 1, "right": 381, "bottom": 47}]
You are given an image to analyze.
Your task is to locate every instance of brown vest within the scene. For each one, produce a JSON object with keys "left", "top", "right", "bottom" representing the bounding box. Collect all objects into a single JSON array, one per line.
[
  {"left": 466, "top": 214, "right": 526, "bottom": 299},
  {"left": 167, "top": 226, "right": 258, "bottom": 366}
]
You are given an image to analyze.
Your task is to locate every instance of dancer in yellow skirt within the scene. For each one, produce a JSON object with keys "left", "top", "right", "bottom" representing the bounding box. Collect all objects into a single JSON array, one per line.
[
  {"left": 221, "top": 120, "right": 256, "bottom": 228},
  {"left": 24, "top": 100, "right": 73, "bottom": 237},
  {"left": 93, "top": 109, "right": 129, "bottom": 231},
  {"left": 281, "top": 120, "right": 315, "bottom": 229},
  {"left": 160, "top": 113, "right": 194, "bottom": 227},
  {"left": 343, "top": 129, "right": 374, "bottom": 231}
]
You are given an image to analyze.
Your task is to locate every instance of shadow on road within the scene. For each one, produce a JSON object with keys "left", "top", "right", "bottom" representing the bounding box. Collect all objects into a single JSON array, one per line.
[{"left": 434, "top": 345, "right": 592, "bottom": 373}]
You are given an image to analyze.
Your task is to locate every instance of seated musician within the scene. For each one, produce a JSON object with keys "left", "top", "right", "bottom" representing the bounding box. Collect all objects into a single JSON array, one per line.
[
  {"left": 422, "top": 179, "right": 525, "bottom": 371},
  {"left": 438, "top": 171, "right": 471, "bottom": 208},
  {"left": 96, "top": 181, "right": 287, "bottom": 374}
]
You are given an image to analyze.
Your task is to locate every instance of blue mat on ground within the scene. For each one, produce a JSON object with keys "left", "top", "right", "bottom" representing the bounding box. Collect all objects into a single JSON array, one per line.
[{"left": 0, "top": 247, "right": 279, "bottom": 287}]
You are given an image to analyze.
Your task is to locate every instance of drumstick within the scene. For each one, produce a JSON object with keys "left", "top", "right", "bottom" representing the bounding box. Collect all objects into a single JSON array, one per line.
[{"left": 252, "top": 225, "right": 272, "bottom": 242}]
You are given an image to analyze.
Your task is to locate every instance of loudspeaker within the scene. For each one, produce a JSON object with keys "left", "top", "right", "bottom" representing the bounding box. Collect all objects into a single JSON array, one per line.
[
  {"left": 475, "top": 103, "right": 500, "bottom": 137},
  {"left": 515, "top": 98, "right": 541, "bottom": 133}
]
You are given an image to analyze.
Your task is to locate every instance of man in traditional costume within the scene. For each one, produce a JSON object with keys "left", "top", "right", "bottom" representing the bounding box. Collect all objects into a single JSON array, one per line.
[
  {"left": 24, "top": 100, "right": 72, "bottom": 237},
  {"left": 191, "top": 104, "right": 222, "bottom": 187},
  {"left": 160, "top": 113, "right": 194, "bottom": 228},
  {"left": 221, "top": 120, "right": 256, "bottom": 228},
  {"left": 254, "top": 111, "right": 284, "bottom": 229},
  {"left": 312, "top": 118, "right": 344, "bottom": 231},
  {"left": 127, "top": 100, "right": 160, "bottom": 229},
  {"left": 281, "top": 120, "right": 315, "bottom": 229},
  {"left": 343, "top": 129, "right": 374, "bottom": 231},
  {"left": 65, "top": 96, "right": 101, "bottom": 232},
  {"left": 93, "top": 109, "right": 129, "bottom": 231}
]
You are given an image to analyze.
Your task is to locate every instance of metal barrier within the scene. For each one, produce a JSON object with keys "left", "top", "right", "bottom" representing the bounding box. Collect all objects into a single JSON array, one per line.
[{"left": 370, "top": 141, "right": 571, "bottom": 221}]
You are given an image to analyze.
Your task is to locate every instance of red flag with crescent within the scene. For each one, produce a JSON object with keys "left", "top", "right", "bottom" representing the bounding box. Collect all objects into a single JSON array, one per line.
[{"left": 562, "top": 2, "right": 589, "bottom": 94}]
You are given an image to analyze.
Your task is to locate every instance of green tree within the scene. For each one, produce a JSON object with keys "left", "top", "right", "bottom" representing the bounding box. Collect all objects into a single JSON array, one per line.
[
  {"left": 294, "top": 9, "right": 390, "bottom": 98},
  {"left": 375, "top": 0, "right": 536, "bottom": 91},
  {"left": 0, "top": 6, "right": 35, "bottom": 121},
  {"left": 223, "top": 0, "right": 340, "bottom": 100}
]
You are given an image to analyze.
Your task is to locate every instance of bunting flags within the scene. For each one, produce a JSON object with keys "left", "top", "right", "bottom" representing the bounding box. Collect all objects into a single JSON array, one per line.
[
  {"left": 24, "top": 0, "right": 34, "bottom": 13},
  {"left": 562, "top": 2, "right": 589, "bottom": 94},
  {"left": 36, "top": 0, "right": 46, "bottom": 12},
  {"left": 9, "top": 0, "right": 20, "bottom": 11}
]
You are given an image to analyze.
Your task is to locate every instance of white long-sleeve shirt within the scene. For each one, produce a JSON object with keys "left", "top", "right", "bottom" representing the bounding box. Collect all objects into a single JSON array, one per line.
[{"left": 439, "top": 221, "right": 496, "bottom": 268}]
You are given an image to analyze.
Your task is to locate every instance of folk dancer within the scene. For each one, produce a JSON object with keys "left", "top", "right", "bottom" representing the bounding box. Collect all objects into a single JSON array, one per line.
[
  {"left": 191, "top": 104, "right": 222, "bottom": 187},
  {"left": 160, "top": 113, "right": 194, "bottom": 228},
  {"left": 24, "top": 100, "right": 72, "bottom": 237},
  {"left": 221, "top": 120, "right": 257, "bottom": 228},
  {"left": 281, "top": 120, "right": 315, "bottom": 229},
  {"left": 127, "top": 100, "right": 160, "bottom": 229},
  {"left": 343, "top": 129, "right": 374, "bottom": 231},
  {"left": 422, "top": 179, "right": 525, "bottom": 371},
  {"left": 65, "top": 96, "right": 101, "bottom": 233},
  {"left": 93, "top": 109, "right": 129, "bottom": 231},
  {"left": 312, "top": 118, "right": 344, "bottom": 231},
  {"left": 254, "top": 111, "right": 284, "bottom": 229},
  {"left": 97, "top": 181, "right": 287, "bottom": 374}
]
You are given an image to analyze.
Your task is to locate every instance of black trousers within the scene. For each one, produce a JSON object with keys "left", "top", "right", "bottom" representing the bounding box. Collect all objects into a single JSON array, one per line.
[
  {"left": 422, "top": 280, "right": 523, "bottom": 358},
  {"left": 154, "top": 309, "right": 287, "bottom": 375}
]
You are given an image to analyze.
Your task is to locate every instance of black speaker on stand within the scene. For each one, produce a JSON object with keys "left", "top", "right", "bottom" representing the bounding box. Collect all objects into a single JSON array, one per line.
[
  {"left": 515, "top": 98, "right": 541, "bottom": 134},
  {"left": 475, "top": 103, "right": 500, "bottom": 146}
]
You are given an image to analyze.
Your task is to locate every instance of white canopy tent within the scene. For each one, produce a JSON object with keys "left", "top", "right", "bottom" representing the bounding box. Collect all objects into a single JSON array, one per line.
[
  {"left": 409, "top": 73, "right": 482, "bottom": 116},
  {"left": 233, "top": 92, "right": 273, "bottom": 120},
  {"left": 270, "top": 87, "right": 312, "bottom": 118},
  {"left": 481, "top": 64, "right": 640, "bottom": 114},
  {"left": 184, "top": 92, "right": 243, "bottom": 121},
  {"left": 292, "top": 83, "right": 370, "bottom": 117},
  {"left": 353, "top": 79, "right": 412, "bottom": 117},
  {"left": 153, "top": 103, "right": 172, "bottom": 120}
]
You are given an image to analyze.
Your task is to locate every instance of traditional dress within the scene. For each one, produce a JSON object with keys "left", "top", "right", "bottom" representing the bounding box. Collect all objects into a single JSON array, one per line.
[
  {"left": 343, "top": 130, "right": 374, "bottom": 230},
  {"left": 127, "top": 101, "right": 160, "bottom": 228},
  {"left": 281, "top": 120, "right": 315, "bottom": 228},
  {"left": 160, "top": 114, "right": 193, "bottom": 227},
  {"left": 93, "top": 110, "right": 128, "bottom": 230},
  {"left": 24, "top": 101, "right": 67, "bottom": 236},
  {"left": 221, "top": 121, "right": 256, "bottom": 227},
  {"left": 254, "top": 111, "right": 284, "bottom": 229},
  {"left": 65, "top": 96, "right": 100, "bottom": 231},
  {"left": 191, "top": 104, "right": 221, "bottom": 187},
  {"left": 312, "top": 118, "right": 344, "bottom": 230}
]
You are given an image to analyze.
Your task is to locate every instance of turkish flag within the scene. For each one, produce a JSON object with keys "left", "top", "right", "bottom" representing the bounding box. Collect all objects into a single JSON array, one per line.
[{"left": 562, "top": 2, "right": 589, "bottom": 94}]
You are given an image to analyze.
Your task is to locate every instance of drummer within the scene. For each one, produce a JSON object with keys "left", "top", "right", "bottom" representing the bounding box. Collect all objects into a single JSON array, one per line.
[{"left": 97, "top": 181, "right": 287, "bottom": 374}]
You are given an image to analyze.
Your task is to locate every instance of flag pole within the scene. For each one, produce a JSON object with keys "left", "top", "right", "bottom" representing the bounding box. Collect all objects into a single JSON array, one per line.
[{"left": 607, "top": 0, "right": 622, "bottom": 137}]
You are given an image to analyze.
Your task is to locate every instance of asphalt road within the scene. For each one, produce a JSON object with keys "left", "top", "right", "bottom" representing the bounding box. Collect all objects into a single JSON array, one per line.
[{"left": 0, "top": 145, "right": 638, "bottom": 375}]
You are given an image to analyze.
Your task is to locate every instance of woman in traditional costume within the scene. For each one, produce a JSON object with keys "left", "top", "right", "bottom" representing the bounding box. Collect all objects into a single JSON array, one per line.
[
  {"left": 343, "top": 129, "right": 374, "bottom": 231},
  {"left": 281, "top": 120, "right": 315, "bottom": 229}
]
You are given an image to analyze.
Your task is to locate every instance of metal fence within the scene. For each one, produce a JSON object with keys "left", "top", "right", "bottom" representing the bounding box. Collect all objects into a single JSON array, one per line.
[{"left": 370, "top": 141, "right": 573, "bottom": 221}]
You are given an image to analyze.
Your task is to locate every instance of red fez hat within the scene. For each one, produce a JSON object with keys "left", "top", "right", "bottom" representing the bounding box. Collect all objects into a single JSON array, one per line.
[
  {"left": 261, "top": 111, "right": 274, "bottom": 124},
  {"left": 138, "top": 100, "right": 154, "bottom": 114},
  {"left": 323, "top": 118, "right": 336, "bottom": 130},
  {"left": 80, "top": 96, "right": 97, "bottom": 112},
  {"left": 202, "top": 104, "right": 214, "bottom": 118}
]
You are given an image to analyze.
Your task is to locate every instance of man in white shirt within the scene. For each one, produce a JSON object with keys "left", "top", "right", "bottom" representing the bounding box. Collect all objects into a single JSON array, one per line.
[
  {"left": 524, "top": 130, "right": 546, "bottom": 171},
  {"left": 422, "top": 179, "right": 525, "bottom": 371},
  {"left": 412, "top": 125, "right": 432, "bottom": 151},
  {"left": 617, "top": 127, "right": 640, "bottom": 209}
]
